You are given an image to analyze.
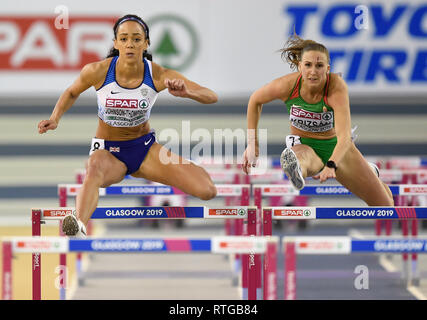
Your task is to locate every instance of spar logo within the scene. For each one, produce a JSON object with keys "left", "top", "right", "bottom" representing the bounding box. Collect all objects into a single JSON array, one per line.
[
  {"left": 291, "top": 107, "right": 322, "bottom": 120},
  {"left": 322, "top": 112, "right": 333, "bottom": 121},
  {"left": 106, "top": 99, "right": 138, "bottom": 109},
  {"left": 17, "top": 240, "right": 62, "bottom": 250},
  {"left": 403, "top": 186, "right": 427, "bottom": 194},
  {"left": 218, "top": 239, "right": 263, "bottom": 252},
  {"left": 44, "top": 209, "right": 75, "bottom": 217},
  {"left": 273, "top": 209, "right": 312, "bottom": 217},
  {"left": 147, "top": 14, "right": 199, "bottom": 71},
  {"left": 105, "top": 99, "right": 150, "bottom": 109},
  {"left": 263, "top": 186, "right": 294, "bottom": 193},
  {"left": 299, "top": 241, "right": 343, "bottom": 251},
  {"left": 139, "top": 99, "right": 149, "bottom": 109},
  {"left": 0, "top": 16, "right": 117, "bottom": 70},
  {"left": 68, "top": 186, "right": 81, "bottom": 194},
  {"left": 209, "top": 208, "right": 246, "bottom": 216}
]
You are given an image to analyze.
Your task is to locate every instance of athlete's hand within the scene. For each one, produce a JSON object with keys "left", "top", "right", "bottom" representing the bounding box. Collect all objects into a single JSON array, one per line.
[
  {"left": 38, "top": 119, "right": 58, "bottom": 134},
  {"left": 242, "top": 143, "right": 259, "bottom": 175},
  {"left": 313, "top": 167, "right": 336, "bottom": 183},
  {"left": 164, "top": 78, "right": 189, "bottom": 98}
]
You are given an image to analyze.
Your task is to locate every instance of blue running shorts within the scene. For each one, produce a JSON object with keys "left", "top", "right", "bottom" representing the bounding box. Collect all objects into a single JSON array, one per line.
[{"left": 89, "top": 131, "right": 156, "bottom": 174}]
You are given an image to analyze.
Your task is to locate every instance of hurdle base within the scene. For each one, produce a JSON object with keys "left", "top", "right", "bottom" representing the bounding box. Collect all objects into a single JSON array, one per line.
[
  {"left": 232, "top": 276, "right": 239, "bottom": 287},
  {"left": 241, "top": 288, "right": 262, "bottom": 300},
  {"left": 411, "top": 278, "right": 420, "bottom": 287}
]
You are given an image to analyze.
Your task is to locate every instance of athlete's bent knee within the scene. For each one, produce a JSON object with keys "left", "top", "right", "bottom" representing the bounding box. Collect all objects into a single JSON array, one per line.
[
  {"left": 384, "top": 194, "right": 394, "bottom": 206},
  {"left": 198, "top": 183, "right": 217, "bottom": 200},
  {"left": 85, "top": 154, "right": 107, "bottom": 182}
]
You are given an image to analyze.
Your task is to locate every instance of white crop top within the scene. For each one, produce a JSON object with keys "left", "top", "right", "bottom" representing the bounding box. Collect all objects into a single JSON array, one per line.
[{"left": 96, "top": 56, "right": 159, "bottom": 127}]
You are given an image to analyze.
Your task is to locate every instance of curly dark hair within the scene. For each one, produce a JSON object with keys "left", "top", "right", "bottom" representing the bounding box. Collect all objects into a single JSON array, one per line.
[{"left": 106, "top": 14, "right": 152, "bottom": 60}]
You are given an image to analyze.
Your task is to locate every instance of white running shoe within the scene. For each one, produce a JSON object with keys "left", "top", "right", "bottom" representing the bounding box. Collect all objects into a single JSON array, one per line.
[
  {"left": 62, "top": 214, "right": 87, "bottom": 238},
  {"left": 280, "top": 148, "right": 305, "bottom": 190}
]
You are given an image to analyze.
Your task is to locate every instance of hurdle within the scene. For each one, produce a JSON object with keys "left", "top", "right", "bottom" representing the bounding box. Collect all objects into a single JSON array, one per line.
[
  {"left": 29, "top": 205, "right": 261, "bottom": 300},
  {"left": 377, "top": 170, "right": 427, "bottom": 286},
  {"left": 254, "top": 184, "right": 427, "bottom": 206},
  {"left": 282, "top": 235, "right": 427, "bottom": 300},
  {"left": 1, "top": 235, "right": 279, "bottom": 300},
  {"left": 262, "top": 206, "right": 427, "bottom": 297},
  {"left": 255, "top": 184, "right": 427, "bottom": 270},
  {"left": 268, "top": 156, "right": 427, "bottom": 169},
  {"left": 57, "top": 183, "right": 250, "bottom": 297}
]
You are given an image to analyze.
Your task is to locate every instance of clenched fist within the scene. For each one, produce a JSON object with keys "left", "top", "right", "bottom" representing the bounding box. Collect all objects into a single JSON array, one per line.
[{"left": 38, "top": 119, "right": 58, "bottom": 134}]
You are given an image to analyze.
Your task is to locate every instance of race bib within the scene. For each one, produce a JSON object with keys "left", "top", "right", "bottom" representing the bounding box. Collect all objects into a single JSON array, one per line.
[
  {"left": 285, "top": 135, "right": 302, "bottom": 149},
  {"left": 89, "top": 138, "right": 105, "bottom": 155},
  {"left": 289, "top": 105, "right": 334, "bottom": 133}
]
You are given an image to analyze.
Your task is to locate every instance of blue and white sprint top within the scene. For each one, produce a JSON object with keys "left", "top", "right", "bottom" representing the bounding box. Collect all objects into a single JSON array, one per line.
[{"left": 96, "top": 56, "right": 158, "bottom": 127}]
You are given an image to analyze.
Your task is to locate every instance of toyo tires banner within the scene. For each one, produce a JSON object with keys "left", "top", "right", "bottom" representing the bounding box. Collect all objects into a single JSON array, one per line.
[{"left": 0, "top": 0, "right": 426, "bottom": 99}]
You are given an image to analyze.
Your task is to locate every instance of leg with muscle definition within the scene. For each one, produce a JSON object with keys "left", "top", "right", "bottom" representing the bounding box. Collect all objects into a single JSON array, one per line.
[
  {"left": 335, "top": 143, "right": 394, "bottom": 206},
  {"left": 62, "top": 150, "right": 127, "bottom": 236},
  {"left": 132, "top": 143, "right": 217, "bottom": 200}
]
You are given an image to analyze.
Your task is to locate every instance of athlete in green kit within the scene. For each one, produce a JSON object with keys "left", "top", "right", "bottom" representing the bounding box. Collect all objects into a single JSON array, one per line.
[{"left": 242, "top": 34, "right": 393, "bottom": 207}]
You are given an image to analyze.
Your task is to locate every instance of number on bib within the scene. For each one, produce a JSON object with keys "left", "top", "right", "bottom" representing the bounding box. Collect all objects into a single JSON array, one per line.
[
  {"left": 285, "top": 135, "right": 301, "bottom": 148},
  {"left": 89, "top": 138, "right": 105, "bottom": 155}
]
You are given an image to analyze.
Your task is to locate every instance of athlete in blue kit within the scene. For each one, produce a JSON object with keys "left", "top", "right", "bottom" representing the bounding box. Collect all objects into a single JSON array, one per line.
[{"left": 38, "top": 14, "right": 218, "bottom": 237}]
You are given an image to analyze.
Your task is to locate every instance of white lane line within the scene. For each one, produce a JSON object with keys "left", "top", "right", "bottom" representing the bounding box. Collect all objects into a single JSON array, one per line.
[
  {"left": 407, "top": 285, "right": 427, "bottom": 300},
  {"left": 379, "top": 254, "right": 398, "bottom": 272}
]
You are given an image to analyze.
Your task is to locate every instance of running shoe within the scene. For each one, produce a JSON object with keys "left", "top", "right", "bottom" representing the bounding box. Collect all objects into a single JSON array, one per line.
[
  {"left": 280, "top": 148, "right": 305, "bottom": 190},
  {"left": 62, "top": 214, "right": 87, "bottom": 238}
]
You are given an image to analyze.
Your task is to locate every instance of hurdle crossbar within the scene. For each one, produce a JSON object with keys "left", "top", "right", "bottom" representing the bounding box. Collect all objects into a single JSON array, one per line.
[
  {"left": 253, "top": 184, "right": 427, "bottom": 197},
  {"left": 30, "top": 206, "right": 257, "bottom": 301},
  {"left": 2, "top": 235, "right": 278, "bottom": 300},
  {"left": 57, "top": 184, "right": 251, "bottom": 299},
  {"left": 58, "top": 183, "right": 251, "bottom": 197},
  {"left": 262, "top": 206, "right": 427, "bottom": 221},
  {"left": 34, "top": 206, "right": 252, "bottom": 220},
  {"left": 270, "top": 156, "right": 427, "bottom": 168}
]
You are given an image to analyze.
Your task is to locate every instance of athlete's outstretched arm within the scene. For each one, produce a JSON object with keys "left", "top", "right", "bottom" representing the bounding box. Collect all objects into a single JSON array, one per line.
[
  {"left": 38, "top": 62, "right": 104, "bottom": 134},
  {"left": 152, "top": 63, "right": 217, "bottom": 104},
  {"left": 242, "top": 74, "right": 295, "bottom": 174}
]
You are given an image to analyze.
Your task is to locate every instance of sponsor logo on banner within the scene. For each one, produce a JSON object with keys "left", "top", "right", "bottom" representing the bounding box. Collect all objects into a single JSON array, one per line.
[
  {"left": 215, "top": 186, "right": 241, "bottom": 196},
  {"left": 263, "top": 186, "right": 295, "bottom": 194},
  {"left": 219, "top": 241, "right": 254, "bottom": 250},
  {"left": 296, "top": 237, "right": 351, "bottom": 254},
  {"left": 284, "top": 3, "right": 427, "bottom": 91},
  {"left": 120, "top": 186, "right": 172, "bottom": 194},
  {"left": 0, "top": 16, "right": 117, "bottom": 70},
  {"left": 208, "top": 208, "right": 246, "bottom": 216},
  {"left": 44, "top": 209, "right": 74, "bottom": 217},
  {"left": 212, "top": 236, "right": 265, "bottom": 253},
  {"left": 403, "top": 186, "right": 427, "bottom": 194},
  {"left": 14, "top": 238, "right": 67, "bottom": 253},
  {"left": 147, "top": 14, "right": 199, "bottom": 71},
  {"left": 315, "top": 186, "right": 350, "bottom": 194},
  {"left": 274, "top": 209, "right": 312, "bottom": 217},
  {"left": 373, "top": 240, "right": 427, "bottom": 252},
  {"left": 91, "top": 240, "right": 165, "bottom": 251},
  {"left": 69, "top": 186, "right": 80, "bottom": 194},
  {"left": 17, "top": 240, "right": 60, "bottom": 250}
]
